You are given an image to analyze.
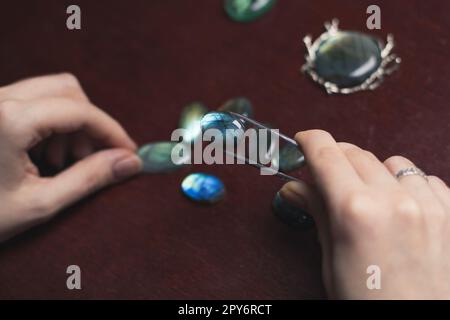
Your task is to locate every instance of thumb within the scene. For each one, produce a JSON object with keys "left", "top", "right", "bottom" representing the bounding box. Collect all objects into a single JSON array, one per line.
[
  {"left": 278, "top": 180, "right": 325, "bottom": 228},
  {"left": 41, "top": 148, "right": 142, "bottom": 214}
]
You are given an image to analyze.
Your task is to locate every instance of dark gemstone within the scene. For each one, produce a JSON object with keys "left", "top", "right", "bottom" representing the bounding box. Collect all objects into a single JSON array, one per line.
[
  {"left": 314, "top": 31, "right": 382, "bottom": 88},
  {"left": 272, "top": 192, "right": 314, "bottom": 229}
]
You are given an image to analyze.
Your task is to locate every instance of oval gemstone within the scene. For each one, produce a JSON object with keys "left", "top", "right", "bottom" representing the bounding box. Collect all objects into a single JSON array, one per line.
[
  {"left": 314, "top": 31, "right": 382, "bottom": 88},
  {"left": 272, "top": 143, "right": 305, "bottom": 172},
  {"left": 181, "top": 173, "right": 225, "bottom": 203},
  {"left": 200, "top": 112, "right": 246, "bottom": 143},
  {"left": 272, "top": 192, "right": 314, "bottom": 229},
  {"left": 218, "top": 97, "right": 254, "bottom": 118},
  {"left": 179, "top": 102, "right": 208, "bottom": 143},
  {"left": 138, "top": 142, "right": 189, "bottom": 173},
  {"left": 224, "top": 0, "right": 276, "bottom": 23}
]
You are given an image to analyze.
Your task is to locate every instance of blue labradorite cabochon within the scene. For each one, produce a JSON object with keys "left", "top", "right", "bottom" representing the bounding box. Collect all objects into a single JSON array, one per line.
[
  {"left": 181, "top": 173, "right": 225, "bottom": 203},
  {"left": 138, "top": 142, "right": 189, "bottom": 173},
  {"left": 224, "top": 0, "right": 276, "bottom": 23},
  {"left": 200, "top": 112, "right": 246, "bottom": 143},
  {"left": 314, "top": 31, "right": 382, "bottom": 88}
]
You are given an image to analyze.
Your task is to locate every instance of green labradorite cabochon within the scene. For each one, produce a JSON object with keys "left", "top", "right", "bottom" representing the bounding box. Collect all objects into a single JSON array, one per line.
[
  {"left": 224, "top": 0, "right": 276, "bottom": 22},
  {"left": 314, "top": 31, "right": 382, "bottom": 88},
  {"left": 200, "top": 112, "right": 246, "bottom": 143},
  {"left": 179, "top": 102, "right": 208, "bottom": 143},
  {"left": 272, "top": 143, "right": 305, "bottom": 172},
  {"left": 138, "top": 142, "right": 189, "bottom": 173}
]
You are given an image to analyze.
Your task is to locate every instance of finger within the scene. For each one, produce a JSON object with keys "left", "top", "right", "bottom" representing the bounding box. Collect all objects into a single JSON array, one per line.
[
  {"left": 338, "top": 142, "right": 397, "bottom": 186},
  {"left": 428, "top": 176, "right": 450, "bottom": 209},
  {"left": 279, "top": 180, "right": 327, "bottom": 229},
  {"left": 0, "top": 73, "right": 88, "bottom": 101},
  {"left": 36, "top": 149, "right": 142, "bottom": 216},
  {"left": 384, "top": 156, "right": 437, "bottom": 207},
  {"left": 69, "top": 132, "right": 95, "bottom": 160},
  {"left": 17, "top": 97, "right": 136, "bottom": 151},
  {"left": 295, "top": 130, "right": 363, "bottom": 201},
  {"left": 279, "top": 181, "right": 332, "bottom": 285},
  {"left": 45, "top": 135, "right": 68, "bottom": 169}
]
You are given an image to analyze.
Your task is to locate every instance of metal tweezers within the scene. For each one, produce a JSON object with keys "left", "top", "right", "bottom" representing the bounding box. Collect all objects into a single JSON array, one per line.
[{"left": 225, "top": 111, "right": 301, "bottom": 182}]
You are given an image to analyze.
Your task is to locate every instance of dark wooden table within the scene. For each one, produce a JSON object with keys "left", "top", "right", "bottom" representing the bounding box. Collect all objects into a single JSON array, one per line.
[{"left": 0, "top": 0, "right": 449, "bottom": 299}]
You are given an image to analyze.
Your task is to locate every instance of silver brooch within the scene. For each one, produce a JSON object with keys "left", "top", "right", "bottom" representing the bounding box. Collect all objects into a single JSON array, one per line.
[{"left": 301, "top": 19, "right": 401, "bottom": 94}]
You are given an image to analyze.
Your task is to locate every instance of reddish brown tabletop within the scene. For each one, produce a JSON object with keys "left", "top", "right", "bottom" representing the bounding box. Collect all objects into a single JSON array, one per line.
[{"left": 0, "top": 0, "right": 449, "bottom": 299}]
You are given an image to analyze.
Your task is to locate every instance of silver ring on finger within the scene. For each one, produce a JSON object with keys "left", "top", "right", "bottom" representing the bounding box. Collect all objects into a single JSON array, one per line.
[{"left": 395, "top": 167, "right": 428, "bottom": 182}]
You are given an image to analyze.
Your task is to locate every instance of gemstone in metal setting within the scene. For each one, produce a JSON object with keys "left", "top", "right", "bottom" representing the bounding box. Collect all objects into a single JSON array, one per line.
[
  {"left": 315, "top": 31, "right": 382, "bottom": 88},
  {"left": 302, "top": 19, "right": 401, "bottom": 94},
  {"left": 181, "top": 173, "right": 225, "bottom": 203}
]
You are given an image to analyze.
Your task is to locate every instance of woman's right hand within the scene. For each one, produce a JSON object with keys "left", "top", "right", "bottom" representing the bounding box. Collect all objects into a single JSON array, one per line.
[{"left": 280, "top": 130, "right": 450, "bottom": 299}]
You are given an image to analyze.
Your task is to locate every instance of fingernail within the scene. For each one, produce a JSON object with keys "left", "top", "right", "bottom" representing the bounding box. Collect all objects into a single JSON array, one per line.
[
  {"left": 113, "top": 154, "right": 142, "bottom": 180},
  {"left": 280, "top": 181, "right": 307, "bottom": 209}
]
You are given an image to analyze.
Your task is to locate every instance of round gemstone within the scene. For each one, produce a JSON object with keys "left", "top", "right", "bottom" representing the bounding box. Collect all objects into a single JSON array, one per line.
[
  {"left": 314, "top": 31, "right": 382, "bottom": 88},
  {"left": 200, "top": 112, "right": 246, "bottom": 143},
  {"left": 218, "top": 97, "right": 254, "bottom": 118},
  {"left": 272, "top": 143, "right": 305, "bottom": 172},
  {"left": 272, "top": 192, "right": 314, "bottom": 229},
  {"left": 179, "top": 102, "right": 208, "bottom": 143},
  {"left": 224, "top": 0, "right": 276, "bottom": 23},
  {"left": 138, "top": 142, "right": 189, "bottom": 173},
  {"left": 181, "top": 173, "right": 225, "bottom": 203}
]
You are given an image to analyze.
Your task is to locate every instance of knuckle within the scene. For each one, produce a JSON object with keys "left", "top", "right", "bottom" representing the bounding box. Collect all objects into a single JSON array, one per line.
[
  {"left": 365, "top": 150, "right": 379, "bottom": 162},
  {"left": 84, "top": 174, "right": 102, "bottom": 193},
  {"left": 0, "top": 99, "right": 21, "bottom": 111},
  {"left": 393, "top": 196, "right": 422, "bottom": 222},
  {"left": 337, "top": 142, "right": 357, "bottom": 150},
  {"left": 316, "top": 145, "right": 341, "bottom": 162},
  {"left": 57, "top": 72, "right": 80, "bottom": 88},
  {"left": 339, "top": 191, "right": 375, "bottom": 223},
  {"left": 26, "top": 194, "right": 55, "bottom": 221},
  {"left": 333, "top": 191, "right": 379, "bottom": 239},
  {"left": 343, "top": 145, "right": 362, "bottom": 158},
  {"left": 428, "top": 176, "right": 448, "bottom": 189},
  {"left": 384, "top": 155, "right": 409, "bottom": 166},
  {"left": 0, "top": 99, "right": 21, "bottom": 124}
]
